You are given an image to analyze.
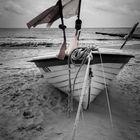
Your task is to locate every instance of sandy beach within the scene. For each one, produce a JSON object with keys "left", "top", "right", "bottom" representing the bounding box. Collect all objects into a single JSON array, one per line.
[{"left": 0, "top": 45, "right": 140, "bottom": 140}]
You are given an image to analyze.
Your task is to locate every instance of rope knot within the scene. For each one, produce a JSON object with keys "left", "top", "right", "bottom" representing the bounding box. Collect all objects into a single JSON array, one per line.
[
  {"left": 70, "top": 46, "right": 97, "bottom": 66},
  {"left": 59, "top": 24, "right": 66, "bottom": 30},
  {"left": 75, "top": 19, "right": 82, "bottom": 31}
]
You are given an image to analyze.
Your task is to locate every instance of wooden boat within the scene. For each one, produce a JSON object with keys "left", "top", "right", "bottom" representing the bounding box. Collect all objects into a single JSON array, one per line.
[
  {"left": 30, "top": 48, "right": 134, "bottom": 109},
  {"left": 27, "top": 1, "right": 137, "bottom": 139},
  {"left": 27, "top": 0, "right": 135, "bottom": 110}
]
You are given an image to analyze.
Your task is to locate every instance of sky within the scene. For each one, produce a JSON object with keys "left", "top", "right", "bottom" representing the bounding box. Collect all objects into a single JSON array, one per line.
[{"left": 0, "top": 0, "right": 140, "bottom": 28}]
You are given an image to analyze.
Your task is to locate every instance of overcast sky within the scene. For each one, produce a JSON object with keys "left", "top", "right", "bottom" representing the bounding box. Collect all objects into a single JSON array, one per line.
[{"left": 0, "top": 0, "right": 140, "bottom": 28}]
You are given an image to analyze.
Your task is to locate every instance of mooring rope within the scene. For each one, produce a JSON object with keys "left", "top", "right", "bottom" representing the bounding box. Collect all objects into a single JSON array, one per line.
[
  {"left": 71, "top": 52, "right": 92, "bottom": 140},
  {"left": 67, "top": 47, "right": 94, "bottom": 114},
  {"left": 69, "top": 47, "right": 94, "bottom": 91},
  {"left": 67, "top": 54, "right": 73, "bottom": 115},
  {"left": 98, "top": 49, "right": 114, "bottom": 128},
  {"left": 70, "top": 46, "right": 114, "bottom": 140}
]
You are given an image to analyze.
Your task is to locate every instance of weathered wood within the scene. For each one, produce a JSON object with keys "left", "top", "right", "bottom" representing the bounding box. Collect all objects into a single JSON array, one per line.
[
  {"left": 95, "top": 32, "right": 140, "bottom": 39},
  {"left": 37, "top": 61, "right": 124, "bottom": 105},
  {"left": 30, "top": 51, "right": 134, "bottom": 107},
  {"left": 30, "top": 51, "right": 133, "bottom": 67}
]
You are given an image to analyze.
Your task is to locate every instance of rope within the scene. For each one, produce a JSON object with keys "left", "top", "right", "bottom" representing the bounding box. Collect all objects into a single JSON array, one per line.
[
  {"left": 69, "top": 47, "right": 94, "bottom": 97},
  {"left": 67, "top": 47, "right": 87, "bottom": 115},
  {"left": 70, "top": 47, "right": 94, "bottom": 66},
  {"left": 70, "top": 46, "right": 113, "bottom": 139},
  {"left": 67, "top": 47, "right": 97, "bottom": 114},
  {"left": 71, "top": 52, "right": 92, "bottom": 140},
  {"left": 67, "top": 54, "right": 73, "bottom": 115},
  {"left": 86, "top": 67, "right": 93, "bottom": 110},
  {"left": 98, "top": 49, "right": 114, "bottom": 128}
]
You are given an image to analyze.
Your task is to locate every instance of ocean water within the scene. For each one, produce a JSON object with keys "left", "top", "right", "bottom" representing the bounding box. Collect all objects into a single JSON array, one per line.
[{"left": 0, "top": 28, "right": 140, "bottom": 48}]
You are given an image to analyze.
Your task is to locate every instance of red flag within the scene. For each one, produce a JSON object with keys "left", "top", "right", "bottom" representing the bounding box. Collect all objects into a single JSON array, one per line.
[
  {"left": 65, "top": 35, "right": 78, "bottom": 55},
  {"left": 57, "top": 40, "right": 67, "bottom": 59}
]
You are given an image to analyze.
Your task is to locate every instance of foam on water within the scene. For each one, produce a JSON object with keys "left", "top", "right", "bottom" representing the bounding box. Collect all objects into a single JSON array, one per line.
[{"left": 0, "top": 28, "right": 140, "bottom": 47}]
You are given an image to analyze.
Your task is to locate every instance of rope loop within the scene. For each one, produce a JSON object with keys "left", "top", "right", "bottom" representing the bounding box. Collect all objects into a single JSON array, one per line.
[
  {"left": 70, "top": 46, "right": 98, "bottom": 66},
  {"left": 67, "top": 46, "right": 98, "bottom": 115},
  {"left": 59, "top": 24, "right": 67, "bottom": 30}
]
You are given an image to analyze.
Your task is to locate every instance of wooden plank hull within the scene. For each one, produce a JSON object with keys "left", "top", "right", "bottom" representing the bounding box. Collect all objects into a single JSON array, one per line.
[
  {"left": 39, "top": 63, "right": 123, "bottom": 108},
  {"left": 30, "top": 50, "right": 134, "bottom": 109}
]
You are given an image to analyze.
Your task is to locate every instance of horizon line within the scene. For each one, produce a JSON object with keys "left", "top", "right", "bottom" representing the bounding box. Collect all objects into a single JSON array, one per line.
[{"left": 0, "top": 26, "right": 139, "bottom": 29}]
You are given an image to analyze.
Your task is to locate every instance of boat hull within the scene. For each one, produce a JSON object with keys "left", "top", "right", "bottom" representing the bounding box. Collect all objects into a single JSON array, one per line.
[
  {"left": 39, "top": 63, "right": 124, "bottom": 109},
  {"left": 30, "top": 50, "right": 133, "bottom": 109}
]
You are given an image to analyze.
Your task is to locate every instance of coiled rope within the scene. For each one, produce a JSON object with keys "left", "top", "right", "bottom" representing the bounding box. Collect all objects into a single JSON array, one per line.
[
  {"left": 67, "top": 47, "right": 97, "bottom": 114},
  {"left": 70, "top": 47, "right": 97, "bottom": 93},
  {"left": 71, "top": 51, "right": 92, "bottom": 140}
]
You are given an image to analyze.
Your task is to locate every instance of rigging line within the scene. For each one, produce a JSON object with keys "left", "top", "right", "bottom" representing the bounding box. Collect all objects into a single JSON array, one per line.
[
  {"left": 98, "top": 49, "right": 114, "bottom": 128},
  {"left": 72, "top": 55, "right": 87, "bottom": 93},
  {"left": 77, "top": 30, "right": 81, "bottom": 40},
  {"left": 67, "top": 47, "right": 86, "bottom": 114},
  {"left": 80, "top": 105, "right": 86, "bottom": 128},
  {"left": 71, "top": 48, "right": 90, "bottom": 95},
  {"left": 86, "top": 67, "right": 92, "bottom": 110},
  {"left": 76, "top": 76, "right": 86, "bottom": 127},
  {"left": 77, "top": 65, "right": 86, "bottom": 128},
  {"left": 68, "top": 55, "right": 73, "bottom": 115},
  {"left": 67, "top": 47, "right": 87, "bottom": 114},
  {"left": 71, "top": 52, "right": 92, "bottom": 140}
]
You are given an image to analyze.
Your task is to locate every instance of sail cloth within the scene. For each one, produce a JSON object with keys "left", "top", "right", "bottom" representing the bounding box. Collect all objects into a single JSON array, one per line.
[{"left": 27, "top": 0, "right": 79, "bottom": 28}]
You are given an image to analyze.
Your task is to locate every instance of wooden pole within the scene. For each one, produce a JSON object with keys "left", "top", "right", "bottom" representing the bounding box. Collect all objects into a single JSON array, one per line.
[
  {"left": 120, "top": 22, "right": 139, "bottom": 49},
  {"left": 57, "top": 0, "right": 67, "bottom": 59}
]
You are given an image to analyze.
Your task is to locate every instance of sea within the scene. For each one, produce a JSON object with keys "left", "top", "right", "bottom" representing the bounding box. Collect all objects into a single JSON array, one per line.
[{"left": 0, "top": 28, "right": 140, "bottom": 48}]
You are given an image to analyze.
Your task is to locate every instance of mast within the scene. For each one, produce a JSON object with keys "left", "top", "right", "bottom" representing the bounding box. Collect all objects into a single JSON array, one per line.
[
  {"left": 57, "top": 0, "right": 67, "bottom": 59},
  {"left": 58, "top": 0, "right": 66, "bottom": 41},
  {"left": 75, "top": 0, "right": 82, "bottom": 36}
]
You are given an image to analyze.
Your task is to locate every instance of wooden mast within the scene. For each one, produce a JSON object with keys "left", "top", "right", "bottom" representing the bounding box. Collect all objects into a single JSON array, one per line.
[{"left": 57, "top": 0, "right": 67, "bottom": 59}]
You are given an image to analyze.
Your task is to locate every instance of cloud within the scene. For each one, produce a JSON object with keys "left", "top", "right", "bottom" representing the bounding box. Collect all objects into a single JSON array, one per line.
[
  {"left": 4, "top": 0, "right": 24, "bottom": 15},
  {"left": 0, "top": 0, "right": 140, "bottom": 28},
  {"left": 90, "top": 0, "right": 140, "bottom": 16}
]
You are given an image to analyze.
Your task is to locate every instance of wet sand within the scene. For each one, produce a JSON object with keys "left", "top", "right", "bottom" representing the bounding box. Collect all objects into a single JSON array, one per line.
[{"left": 0, "top": 46, "right": 140, "bottom": 140}]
